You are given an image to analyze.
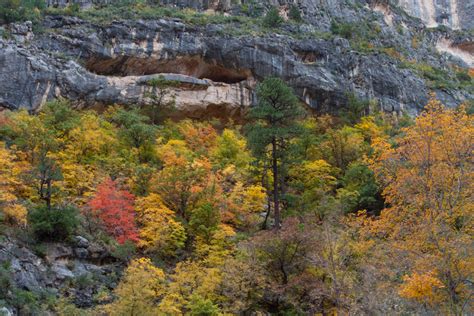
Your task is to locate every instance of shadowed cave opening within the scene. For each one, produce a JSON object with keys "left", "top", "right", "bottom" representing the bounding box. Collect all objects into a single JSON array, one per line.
[
  {"left": 294, "top": 50, "right": 325, "bottom": 64},
  {"left": 85, "top": 55, "right": 252, "bottom": 84}
]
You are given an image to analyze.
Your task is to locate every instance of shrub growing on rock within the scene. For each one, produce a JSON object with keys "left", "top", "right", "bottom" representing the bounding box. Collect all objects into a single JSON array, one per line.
[
  {"left": 28, "top": 205, "right": 79, "bottom": 241},
  {"left": 288, "top": 5, "right": 302, "bottom": 22},
  {"left": 262, "top": 7, "right": 283, "bottom": 28}
]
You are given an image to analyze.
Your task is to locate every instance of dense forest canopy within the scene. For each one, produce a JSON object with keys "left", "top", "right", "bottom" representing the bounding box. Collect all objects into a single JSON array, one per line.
[
  {"left": 1, "top": 0, "right": 473, "bottom": 312},
  {"left": 0, "top": 76, "right": 472, "bottom": 315}
]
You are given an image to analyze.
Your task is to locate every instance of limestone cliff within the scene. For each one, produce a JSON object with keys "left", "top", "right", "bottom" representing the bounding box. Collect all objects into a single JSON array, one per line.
[
  {"left": 0, "top": 0, "right": 472, "bottom": 119},
  {"left": 392, "top": 0, "right": 473, "bottom": 30}
]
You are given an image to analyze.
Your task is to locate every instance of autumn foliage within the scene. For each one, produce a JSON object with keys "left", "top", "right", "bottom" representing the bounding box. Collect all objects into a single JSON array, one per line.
[
  {"left": 135, "top": 193, "right": 186, "bottom": 255},
  {"left": 88, "top": 178, "right": 138, "bottom": 244},
  {"left": 104, "top": 257, "right": 165, "bottom": 315},
  {"left": 358, "top": 99, "right": 473, "bottom": 314},
  {"left": 0, "top": 93, "right": 472, "bottom": 315}
]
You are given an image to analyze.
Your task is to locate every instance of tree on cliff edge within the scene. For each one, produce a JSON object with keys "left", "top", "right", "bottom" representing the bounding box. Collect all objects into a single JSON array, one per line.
[{"left": 246, "top": 77, "right": 304, "bottom": 229}]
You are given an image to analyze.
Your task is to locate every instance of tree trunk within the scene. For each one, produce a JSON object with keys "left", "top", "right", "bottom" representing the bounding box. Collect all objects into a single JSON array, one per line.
[
  {"left": 261, "top": 163, "right": 271, "bottom": 230},
  {"left": 272, "top": 138, "right": 280, "bottom": 229}
]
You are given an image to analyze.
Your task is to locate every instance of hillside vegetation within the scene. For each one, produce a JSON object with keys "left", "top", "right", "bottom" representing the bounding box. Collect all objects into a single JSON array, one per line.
[
  {"left": 0, "top": 0, "right": 473, "bottom": 314},
  {"left": 0, "top": 77, "right": 472, "bottom": 315}
]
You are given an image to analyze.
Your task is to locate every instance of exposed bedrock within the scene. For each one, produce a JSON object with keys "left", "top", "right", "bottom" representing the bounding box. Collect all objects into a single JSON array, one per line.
[
  {"left": 0, "top": 41, "right": 252, "bottom": 119},
  {"left": 0, "top": 22, "right": 254, "bottom": 120},
  {"left": 0, "top": 15, "right": 471, "bottom": 118},
  {"left": 44, "top": 0, "right": 474, "bottom": 30},
  {"left": 389, "top": 0, "right": 474, "bottom": 30},
  {"left": 0, "top": 235, "right": 122, "bottom": 308}
]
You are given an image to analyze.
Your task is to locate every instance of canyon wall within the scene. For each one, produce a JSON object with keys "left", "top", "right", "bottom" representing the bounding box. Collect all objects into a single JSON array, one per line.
[{"left": 392, "top": 0, "right": 473, "bottom": 30}]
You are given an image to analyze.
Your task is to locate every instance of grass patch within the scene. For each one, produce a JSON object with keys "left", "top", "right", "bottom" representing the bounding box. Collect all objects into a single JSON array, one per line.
[
  {"left": 47, "top": 2, "right": 256, "bottom": 27},
  {"left": 330, "top": 20, "right": 382, "bottom": 54},
  {"left": 400, "top": 60, "right": 472, "bottom": 91},
  {"left": 0, "top": 0, "right": 45, "bottom": 24},
  {"left": 46, "top": 2, "right": 319, "bottom": 38}
]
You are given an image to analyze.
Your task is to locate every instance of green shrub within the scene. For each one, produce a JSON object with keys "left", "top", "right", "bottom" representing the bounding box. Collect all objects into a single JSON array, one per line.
[
  {"left": 189, "top": 203, "right": 220, "bottom": 242},
  {"left": 0, "top": 0, "right": 45, "bottom": 24},
  {"left": 330, "top": 21, "right": 353, "bottom": 39},
  {"left": 456, "top": 70, "right": 471, "bottom": 83},
  {"left": 31, "top": 243, "right": 47, "bottom": 258},
  {"left": 288, "top": 5, "right": 302, "bottom": 22},
  {"left": 419, "top": 65, "right": 458, "bottom": 89},
  {"left": 111, "top": 240, "right": 137, "bottom": 262},
  {"left": 0, "top": 263, "right": 13, "bottom": 299},
  {"left": 465, "top": 99, "right": 474, "bottom": 115},
  {"left": 340, "top": 162, "right": 383, "bottom": 214},
  {"left": 240, "top": 0, "right": 264, "bottom": 18},
  {"left": 396, "top": 24, "right": 404, "bottom": 35},
  {"left": 55, "top": 297, "right": 88, "bottom": 316},
  {"left": 0, "top": 264, "right": 50, "bottom": 313},
  {"left": 63, "top": 2, "right": 80, "bottom": 16},
  {"left": 330, "top": 20, "right": 382, "bottom": 54},
  {"left": 187, "top": 295, "right": 220, "bottom": 316},
  {"left": 73, "top": 273, "right": 95, "bottom": 290},
  {"left": 28, "top": 205, "right": 79, "bottom": 241},
  {"left": 373, "top": 23, "right": 382, "bottom": 34},
  {"left": 351, "top": 39, "right": 376, "bottom": 53},
  {"left": 11, "top": 289, "right": 40, "bottom": 314},
  {"left": 400, "top": 61, "right": 462, "bottom": 90},
  {"left": 341, "top": 93, "right": 370, "bottom": 124},
  {"left": 262, "top": 7, "right": 283, "bottom": 28},
  {"left": 0, "top": 27, "right": 7, "bottom": 39}
]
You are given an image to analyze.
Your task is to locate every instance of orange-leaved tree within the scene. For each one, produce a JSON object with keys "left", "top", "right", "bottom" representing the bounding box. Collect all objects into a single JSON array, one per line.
[
  {"left": 88, "top": 178, "right": 138, "bottom": 244},
  {"left": 366, "top": 99, "right": 473, "bottom": 314}
]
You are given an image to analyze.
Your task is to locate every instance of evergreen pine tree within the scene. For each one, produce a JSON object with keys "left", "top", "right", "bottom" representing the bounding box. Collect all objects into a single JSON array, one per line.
[{"left": 246, "top": 77, "right": 304, "bottom": 229}]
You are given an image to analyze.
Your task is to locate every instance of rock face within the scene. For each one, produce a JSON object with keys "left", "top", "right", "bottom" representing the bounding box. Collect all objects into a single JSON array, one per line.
[
  {"left": 0, "top": 235, "right": 121, "bottom": 311},
  {"left": 436, "top": 37, "right": 474, "bottom": 67},
  {"left": 0, "top": 37, "right": 253, "bottom": 119},
  {"left": 0, "top": 0, "right": 472, "bottom": 118},
  {"left": 391, "top": 0, "right": 474, "bottom": 30},
  {"left": 44, "top": 0, "right": 474, "bottom": 30}
]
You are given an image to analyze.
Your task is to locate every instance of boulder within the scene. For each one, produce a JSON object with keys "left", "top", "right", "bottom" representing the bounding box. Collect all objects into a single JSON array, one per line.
[
  {"left": 74, "top": 236, "right": 90, "bottom": 248},
  {"left": 51, "top": 262, "right": 75, "bottom": 280},
  {"left": 8, "top": 21, "right": 34, "bottom": 43},
  {"left": 74, "top": 247, "right": 89, "bottom": 259}
]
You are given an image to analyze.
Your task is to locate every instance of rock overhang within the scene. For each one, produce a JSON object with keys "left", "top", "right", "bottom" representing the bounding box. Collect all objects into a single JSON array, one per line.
[{"left": 0, "top": 12, "right": 472, "bottom": 118}]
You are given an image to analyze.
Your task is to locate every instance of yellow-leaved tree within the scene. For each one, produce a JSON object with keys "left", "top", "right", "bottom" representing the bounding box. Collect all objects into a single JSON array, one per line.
[
  {"left": 158, "top": 260, "right": 222, "bottom": 315},
  {"left": 135, "top": 193, "right": 186, "bottom": 256},
  {"left": 103, "top": 257, "right": 165, "bottom": 316},
  {"left": 289, "top": 159, "right": 337, "bottom": 218},
  {"left": 225, "top": 182, "right": 266, "bottom": 228},
  {"left": 0, "top": 142, "right": 28, "bottom": 225},
  {"left": 211, "top": 128, "right": 251, "bottom": 171},
  {"left": 153, "top": 139, "right": 213, "bottom": 220},
  {"left": 64, "top": 111, "right": 117, "bottom": 163}
]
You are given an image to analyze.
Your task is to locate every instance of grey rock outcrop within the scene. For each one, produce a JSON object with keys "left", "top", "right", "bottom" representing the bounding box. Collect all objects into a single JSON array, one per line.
[
  {"left": 43, "top": 0, "right": 474, "bottom": 30},
  {"left": 390, "top": 0, "right": 474, "bottom": 30},
  {"left": 0, "top": 236, "right": 121, "bottom": 311},
  {"left": 0, "top": 0, "right": 472, "bottom": 117},
  {"left": 0, "top": 37, "right": 253, "bottom": 118},
  {"left": 8, "top": 21, "right": 34, "bottom": 43},
  {"left": 0, "top": 307, "right": 13, "bottom": 316},
  {"left": 45, "top": 0, "right": 345, "bottom": 28}
]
